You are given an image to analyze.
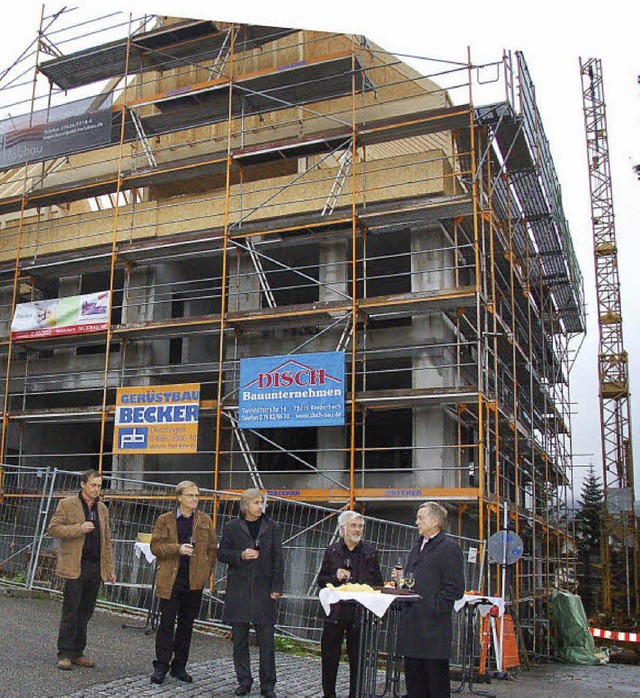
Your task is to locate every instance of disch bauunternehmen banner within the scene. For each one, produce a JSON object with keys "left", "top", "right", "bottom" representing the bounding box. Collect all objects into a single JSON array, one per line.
[{"left": 239, "top": 352, "right": 345, "bottom": 429}]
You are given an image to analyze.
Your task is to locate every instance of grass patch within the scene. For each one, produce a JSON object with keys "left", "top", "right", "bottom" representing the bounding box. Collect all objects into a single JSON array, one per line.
[
  {"left": 0, "top": 571, "right": 25, "bottom": 585},
  {"left": 274, "top": 636, "right": 321, "bottom": 658}
]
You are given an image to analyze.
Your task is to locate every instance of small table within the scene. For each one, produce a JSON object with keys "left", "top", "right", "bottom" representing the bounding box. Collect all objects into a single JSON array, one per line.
[
  {"left": 452, "top": 595, "right": 504, "bottom": 696},
  {"left": 134, "top": 541, "right": 156, "bottom": 565},
  {"left": 375, "top": 594, "right": 409, "bottom": 698},
  {"left": 122, "top": 541, "right": 160, "bottom": 634},
  {"left": 319, "top": 588, "right": 420, "bottom": 698}
]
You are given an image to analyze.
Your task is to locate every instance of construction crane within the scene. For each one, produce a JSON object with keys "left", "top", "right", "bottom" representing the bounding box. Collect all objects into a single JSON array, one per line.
[{"left": 579, "top": 57, "right": 639, "bottom": 620}]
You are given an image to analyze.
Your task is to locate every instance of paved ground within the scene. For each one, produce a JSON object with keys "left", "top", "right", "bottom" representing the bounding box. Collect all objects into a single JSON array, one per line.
[{"left": 1, "top": 587, "right": 639, "bottom": 698}]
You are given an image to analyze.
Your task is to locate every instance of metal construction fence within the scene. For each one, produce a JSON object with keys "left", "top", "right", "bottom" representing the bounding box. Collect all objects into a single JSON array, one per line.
[{"left": 0, "top": 464, "right": 485, "bottom": 662}]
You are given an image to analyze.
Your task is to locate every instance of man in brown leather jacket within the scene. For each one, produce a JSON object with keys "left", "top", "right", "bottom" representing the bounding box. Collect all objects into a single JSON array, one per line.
[
  {"left": 48, "top": 469, "right": 116, "bottom": 671},
  {"left": 149, "top": 480, "right": 217, "bottom": 685}
]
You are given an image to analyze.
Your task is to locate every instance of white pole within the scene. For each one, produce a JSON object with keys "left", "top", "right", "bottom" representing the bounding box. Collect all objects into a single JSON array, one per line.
[{"left": 497, "top": 502, "right": 508, "bottom": 673}]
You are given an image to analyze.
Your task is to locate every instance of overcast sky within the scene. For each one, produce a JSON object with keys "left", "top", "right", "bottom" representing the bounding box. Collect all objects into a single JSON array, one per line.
[{"left": 2, "top": 1, "right": 638, "bottom": 500}]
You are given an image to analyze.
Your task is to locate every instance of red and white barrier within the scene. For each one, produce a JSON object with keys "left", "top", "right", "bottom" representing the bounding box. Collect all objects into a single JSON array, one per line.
[{"left": 590, "top": 627, "right": 639, "bottom": 643}]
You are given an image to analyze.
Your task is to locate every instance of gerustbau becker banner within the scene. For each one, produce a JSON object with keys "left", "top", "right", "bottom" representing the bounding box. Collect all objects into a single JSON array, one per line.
[{"left": 114, "top": 384, "right": 201, "bottom": 454}]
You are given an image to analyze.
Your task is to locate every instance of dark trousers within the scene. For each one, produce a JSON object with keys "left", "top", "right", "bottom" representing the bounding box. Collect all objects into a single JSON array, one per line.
[
  {"left": 321, "top": 614, "right": 360, "bottom": 698},
  {"left": 232, "top": 622, "right": 276, "bottom": 691},
  {"left": 153, "top": 577, "right": 202, "bottom": 674},
  {"left": 57, "top": 560, "right": 101, "bottom": 660},
  {"left": 405, "top": 657, "right": 451, "bottom": 698}
]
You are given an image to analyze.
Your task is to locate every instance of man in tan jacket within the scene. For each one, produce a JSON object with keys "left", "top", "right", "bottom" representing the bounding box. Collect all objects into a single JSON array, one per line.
[
  {"left": 149, "top": 480, "right": 217, "bottom": 685},
  {"left": 48, "top": 469, "right": 116, "bottom": 670}
]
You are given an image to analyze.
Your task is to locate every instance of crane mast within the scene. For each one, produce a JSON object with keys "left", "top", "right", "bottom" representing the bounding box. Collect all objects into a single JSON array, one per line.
[{"left": 579, "top": 57, "right": 638, "bottom": 619}]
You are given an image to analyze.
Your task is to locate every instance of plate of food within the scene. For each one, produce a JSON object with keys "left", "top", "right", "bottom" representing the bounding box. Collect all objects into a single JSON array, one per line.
[{"left": 325, "top": 583, "right": 380, "bottom": 593}]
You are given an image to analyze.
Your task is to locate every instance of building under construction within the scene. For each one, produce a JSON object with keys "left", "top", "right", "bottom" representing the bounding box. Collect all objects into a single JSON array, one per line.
[{"left": 0, "top": 10, "right": 585, "bottom": 653}]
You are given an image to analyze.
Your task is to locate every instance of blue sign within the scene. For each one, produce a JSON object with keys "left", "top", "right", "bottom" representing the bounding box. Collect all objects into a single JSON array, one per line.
[
  {"left": 118, "top": 427, "right": 149, "bottom": 450},
  {"left": 239, "top": 352, "right": 345, "bottom": 429}
]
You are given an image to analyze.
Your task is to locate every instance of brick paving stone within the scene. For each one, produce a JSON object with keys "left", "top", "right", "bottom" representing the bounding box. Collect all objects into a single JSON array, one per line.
[
  {"left": 7, "top": 589, "right": 640, "bottom": 698},
  {"left": 64, "top": 653, "right": 355, "bottom": 698}
]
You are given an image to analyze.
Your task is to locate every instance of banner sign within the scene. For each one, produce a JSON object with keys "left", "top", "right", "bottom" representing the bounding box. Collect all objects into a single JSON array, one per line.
[
  {"left": 0, "top": 94, "right": 112, "bottom": 171},
  {"left": 239, "top": 352, "right": 345, "bottom": 429},
  {"left": 114, "top": 384, "right": 200, "bottom": 454},
  {"left": 11, "top": 291, "right": 110, "bottom": 340}
]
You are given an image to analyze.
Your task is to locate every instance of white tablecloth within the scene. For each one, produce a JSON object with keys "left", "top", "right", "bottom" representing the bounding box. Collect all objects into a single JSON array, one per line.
[
  {"left": 134, "top": 541, "right": 156, "bottom": 564},
  {"left": 454, "top": 593, "right": 505, "bottom": 617},
  {"left": 319, "top": 588, "right": 419, "bottom": 619}
]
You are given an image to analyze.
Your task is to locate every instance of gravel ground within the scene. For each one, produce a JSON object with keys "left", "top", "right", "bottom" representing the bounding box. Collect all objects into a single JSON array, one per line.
[{"left": 1, "top": 588, "right": 639, "bottom": 698}]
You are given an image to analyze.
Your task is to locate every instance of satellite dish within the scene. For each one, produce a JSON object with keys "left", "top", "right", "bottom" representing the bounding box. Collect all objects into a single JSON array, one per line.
[{"left": 487, "top": 530, "right": 524, "bottom": 565}]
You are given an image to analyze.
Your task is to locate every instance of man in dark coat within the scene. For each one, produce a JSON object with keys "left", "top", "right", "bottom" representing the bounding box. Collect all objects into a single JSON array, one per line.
[
  {"left": 397, "top": 501, "right": 465, "bottom": 698},
  {"left": 218, "top": 488, "right": 284, "bottom": 698},
  {"left": 317, "top": 510, "right": 383, "bottom": 698}
]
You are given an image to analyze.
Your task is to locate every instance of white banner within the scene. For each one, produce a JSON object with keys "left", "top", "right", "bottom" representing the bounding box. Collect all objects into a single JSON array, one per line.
[{"left": 11, "top": 291, "right": 110, "bottom": 340}]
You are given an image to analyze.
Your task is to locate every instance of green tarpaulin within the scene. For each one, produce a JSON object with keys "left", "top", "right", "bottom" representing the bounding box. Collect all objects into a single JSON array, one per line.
[{"left": 548, "top": 589, "right": 605, "bottom": 664}]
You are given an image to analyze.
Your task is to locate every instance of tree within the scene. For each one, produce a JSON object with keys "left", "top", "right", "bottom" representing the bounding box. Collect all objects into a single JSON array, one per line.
[
  {"left": 574, "top": 466, "right": 604, "bottom": 615},
  {"left": 574, "top": 466, "right": 604, "bottom": 551}
]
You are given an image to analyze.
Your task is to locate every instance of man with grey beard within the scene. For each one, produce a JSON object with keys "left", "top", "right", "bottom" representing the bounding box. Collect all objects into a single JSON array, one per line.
[{"left": 317, "top": 510, "right": 383, "bottom": 698}]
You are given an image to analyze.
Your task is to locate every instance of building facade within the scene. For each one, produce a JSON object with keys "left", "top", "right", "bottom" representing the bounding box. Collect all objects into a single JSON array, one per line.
[{"left": 0, "top": 10, "right": 584, "bottom": 650}]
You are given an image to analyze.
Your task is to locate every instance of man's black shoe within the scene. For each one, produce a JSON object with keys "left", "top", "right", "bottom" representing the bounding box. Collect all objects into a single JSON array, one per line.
[
  {"left": 261, "top": 690, "right": 277, "bottom": 698},
  {"left": 170, "top": 669, "right": 193, "bottom": 683},
  {"left": 234, "top": 685, "right": 253, "bottom": 696},
  {"left": 150, "top": 669, "right": 166, "bottom": 684}
]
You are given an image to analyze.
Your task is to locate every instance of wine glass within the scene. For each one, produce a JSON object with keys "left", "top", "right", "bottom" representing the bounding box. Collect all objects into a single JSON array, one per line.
[
  {"left": 344, "top": 557, "right": 352, "bottom": 581},
  {"left": 188, "top": 535, "right": 195, "bottom": 549},
  {"left": 87, "top": 510, "right": 96, "bottom": 523},
  {"left": 393, "top": 557, "right": 403, "bottom": 588},
  {"left": 404, "top": 572, "right": 415, "bottom": 590}
]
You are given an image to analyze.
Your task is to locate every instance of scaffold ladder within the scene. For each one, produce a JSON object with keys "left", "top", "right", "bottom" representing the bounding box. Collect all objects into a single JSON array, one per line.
[
  {"left": 129, "top": 108, "right": 157, "bottom": 168},
  {"left": 322, "top": 149, "right": 352, "bottom": 216},
  {"left": 232, "top": 422, "right": 265, "bottom": 491},
  {"left": 336, "top": 317, "right": 353, "bottom": 351},
  {"left": 209, "top": 27, "right": 232, "bottom": 79},
  {"left": 245, "top": 238, "right": 277, "bottom": 308}
]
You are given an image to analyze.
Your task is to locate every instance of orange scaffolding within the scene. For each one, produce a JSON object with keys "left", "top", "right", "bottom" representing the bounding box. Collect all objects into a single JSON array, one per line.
[{"left": 0, "top": 10, "right": 585, "bottom": 656}]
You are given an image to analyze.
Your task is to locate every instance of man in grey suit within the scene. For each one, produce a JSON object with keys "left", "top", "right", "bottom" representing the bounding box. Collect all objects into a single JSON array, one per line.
[{"left": 397, "top": 502, "right": 465, "bottom": 698}]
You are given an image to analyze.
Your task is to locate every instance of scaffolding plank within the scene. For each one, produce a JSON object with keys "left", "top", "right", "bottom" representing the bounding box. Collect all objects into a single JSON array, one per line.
[
  {"left": 355, "top": 386, "right": 479, "bottom": 408},
  {"left": 478, "top": 98, "right": 585, "bottom": 335},
  {"left": 0, "top": 193, "right": 476, "bottom": 289},
  {"left": 475, "top": 102, "right": 532, "bottom": 172},
  {"left": 133, "top": 53, "right": 370, "bottom": 138},
  {"left": 0, "top": 104, "right": 473, "bottom": 217},
  {"left": 39, "top": 21, "right": 296, "bottom": 90},
  {"left": 358, "top": 105, "right": 471, "bottom": 146},
  {"left": 218, "top": 487, "right": 483, "bottom": 502}
]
